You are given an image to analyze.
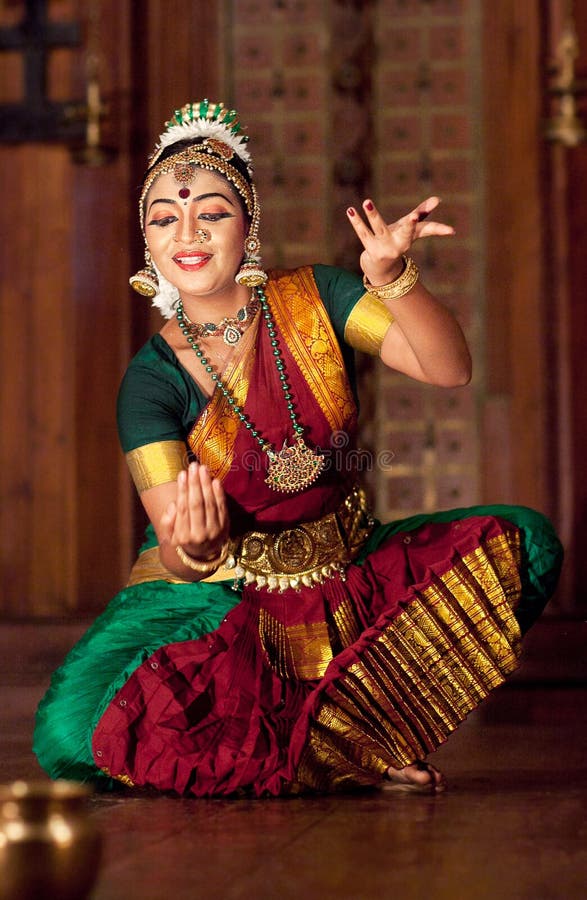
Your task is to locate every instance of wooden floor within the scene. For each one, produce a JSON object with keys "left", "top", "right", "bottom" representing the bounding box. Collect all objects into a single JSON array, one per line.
[{"left": 1, "top": 620, "right": 586, "bottom": 900}]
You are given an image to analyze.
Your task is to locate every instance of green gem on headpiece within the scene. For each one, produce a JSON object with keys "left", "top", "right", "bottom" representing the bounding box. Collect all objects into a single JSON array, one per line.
[{"left": 164, "top": 101, "right": 246, "bottom": 140}]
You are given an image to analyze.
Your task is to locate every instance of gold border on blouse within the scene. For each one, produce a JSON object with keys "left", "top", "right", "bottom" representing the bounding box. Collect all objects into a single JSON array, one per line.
[
  {"left": 125, "top": 440, "right": 188, "bottom": 493},
  {"left": 343, "top": 292, "right": 395, "bottom": 356}
]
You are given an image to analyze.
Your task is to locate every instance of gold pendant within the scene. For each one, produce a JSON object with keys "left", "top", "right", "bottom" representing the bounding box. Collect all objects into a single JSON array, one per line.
[{"left": 265, "top": 437, "right": 324, "bottom": 493}]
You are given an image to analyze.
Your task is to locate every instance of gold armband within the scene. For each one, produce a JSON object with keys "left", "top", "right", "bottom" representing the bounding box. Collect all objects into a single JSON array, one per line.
[{"left": 125, "top": 440, "right": 187, "bottom": 492}]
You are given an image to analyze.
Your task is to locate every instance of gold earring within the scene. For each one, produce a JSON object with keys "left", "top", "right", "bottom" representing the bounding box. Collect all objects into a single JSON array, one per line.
[
  {"left": 235, "top": 186, "right": 267, "bottom": 287},
  {"left": 129, "top": 249, "right": 159, "bottom": 298}
]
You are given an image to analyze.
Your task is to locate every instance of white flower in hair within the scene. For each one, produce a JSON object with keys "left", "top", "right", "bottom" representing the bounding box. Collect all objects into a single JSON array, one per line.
[
  {"left": 151, "top": 263, "right": 180, "bottom": 319},
  {"left": 152, "top": 100, "right": 252, "bottom": 169}
]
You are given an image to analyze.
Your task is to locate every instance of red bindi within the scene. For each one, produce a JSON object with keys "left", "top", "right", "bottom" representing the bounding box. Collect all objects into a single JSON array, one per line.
[{"left": 178, "top": 187, "right": 190, "bottom": 199}]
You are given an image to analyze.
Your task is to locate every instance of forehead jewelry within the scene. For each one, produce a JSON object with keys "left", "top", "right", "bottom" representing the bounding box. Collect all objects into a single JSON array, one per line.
[
  {"left": 179, "top": 187, "right": 190, "bottom": 199},
  {"left": 176, "top": 286, "right": 324, "bottom": 493},
  {"left": 173, "top": 161, "right": 196, "bottom": 185}
]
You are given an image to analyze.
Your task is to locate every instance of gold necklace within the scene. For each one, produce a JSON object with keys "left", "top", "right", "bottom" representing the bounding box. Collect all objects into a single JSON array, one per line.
[
  {"left": 176, "top": 287, "right": 324, "bottom": 494},
  {"left": 179, "top": 290, "right": 259, "bottom": 346}
]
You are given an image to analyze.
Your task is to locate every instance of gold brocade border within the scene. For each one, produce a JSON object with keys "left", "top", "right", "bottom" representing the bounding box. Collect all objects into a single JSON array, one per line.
[
  {"left": 125, "top": 440, "right": 188, "bottom": 493},
  {"left": 296, "top": 530, "right": 523, "bottom": 792},
  {"left": 267, "top": 268, "right": 356, "bottom": 433},
  {"left": 187, "top": 313, "right": 260, "bottom": 481},
  {"left": 343, "top": 292, "right": 395, "bottom": 357},
  {"left": 257, "top": 594, "right": 365, "bottom": 682},
  {"left": 331, "top": 596, "right": 362, "bottom": 648},
  {"left": 259, "top": 609, "right": 333, "bottom": 680}
]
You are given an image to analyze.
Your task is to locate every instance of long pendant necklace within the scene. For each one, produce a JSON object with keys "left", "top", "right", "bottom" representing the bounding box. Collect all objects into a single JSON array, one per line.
[
  {"left": 176, "top": 286, "right": 325, "bottom": 494},
  {"left": 179, "top": 290, "right": 259, "bottom": 346}
]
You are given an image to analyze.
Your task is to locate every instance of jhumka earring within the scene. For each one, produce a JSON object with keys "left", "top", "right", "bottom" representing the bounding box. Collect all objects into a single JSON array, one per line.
[
  {"left": 129, "top": 248, "right": 159, "bottom": 298},
  {"left": 235, "top": 185, "right": 268, "bottom": 287}
]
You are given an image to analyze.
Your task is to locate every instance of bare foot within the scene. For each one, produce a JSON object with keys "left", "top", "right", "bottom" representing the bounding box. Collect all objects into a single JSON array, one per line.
[{"left": 382, "top": 760, "right": 446, "bottom": 793}]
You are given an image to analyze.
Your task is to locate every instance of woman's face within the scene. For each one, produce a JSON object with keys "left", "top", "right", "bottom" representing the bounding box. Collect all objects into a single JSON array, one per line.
[{"left": 144, "top": 168, "right": 248, "bottom": 299}]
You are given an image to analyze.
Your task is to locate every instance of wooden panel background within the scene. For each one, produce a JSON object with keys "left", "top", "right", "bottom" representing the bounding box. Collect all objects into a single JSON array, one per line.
[
  {"left": 547, "top": 0, "right": 587, "bottom": 607},
  {"left": 481, "top": 1, "right": 550, "bottom": 514},
  {"left": 0, "top": 0, "right": 223, "bottom": 614},
  {"left": 1, "top": 0, "right": 584, "bottom": 616}
]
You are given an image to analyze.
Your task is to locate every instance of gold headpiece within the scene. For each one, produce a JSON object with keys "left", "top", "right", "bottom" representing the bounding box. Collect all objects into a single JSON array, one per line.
[{"left": 131, "top": 100, "right": 267, "bottom": 312}]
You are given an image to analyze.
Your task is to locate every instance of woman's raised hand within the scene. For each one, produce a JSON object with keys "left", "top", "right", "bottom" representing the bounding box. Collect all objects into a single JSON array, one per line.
[
  {"left": 346, "top": 196, "right": 455, "bottom": 287},
  {"left": 159, "top": 462, "right": 229, "bottom": 564}
]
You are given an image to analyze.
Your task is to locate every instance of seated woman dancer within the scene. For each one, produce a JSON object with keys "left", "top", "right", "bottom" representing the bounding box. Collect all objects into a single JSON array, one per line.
[{"left": 34, "top": 101, "right": 563, "bottom": 796}]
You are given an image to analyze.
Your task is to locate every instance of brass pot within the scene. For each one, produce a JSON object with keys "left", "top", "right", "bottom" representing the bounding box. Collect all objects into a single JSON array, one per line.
[{"left": 0, "top": 780, "right": 103, "bottom": 900}]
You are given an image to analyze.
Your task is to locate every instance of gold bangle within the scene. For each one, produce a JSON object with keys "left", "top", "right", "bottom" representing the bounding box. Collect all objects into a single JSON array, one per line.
[
  {"left": 175, "top": 542, "right": 229, "bottom": 574},
  {"left": 362, "top": 255, "right": 419, "bottom": 300}
]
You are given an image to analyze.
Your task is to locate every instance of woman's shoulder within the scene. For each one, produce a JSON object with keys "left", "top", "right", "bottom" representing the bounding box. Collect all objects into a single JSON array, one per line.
[
  {"left": 125, "top": 333, "right": 178, "bottom": 374},
  {"left": 117, "top": 334, "right": 195, "bottom": 452},
  {"left": 118, "top": 333, "right": 193, "bottom": 416}
]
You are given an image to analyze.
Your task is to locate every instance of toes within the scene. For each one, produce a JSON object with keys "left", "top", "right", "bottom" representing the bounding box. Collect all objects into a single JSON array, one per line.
[
  {"left": 384, "top": 760, "right": 446, "bottom": 793},
  {"left": 421, "top": 762, "right": 446, "bottom": 791}
]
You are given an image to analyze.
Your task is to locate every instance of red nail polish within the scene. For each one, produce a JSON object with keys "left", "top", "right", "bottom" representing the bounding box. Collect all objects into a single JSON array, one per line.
[
  {"left": 347, "top": 207, "right": 355, "bottom": 217},
  {"left": 365, "top": 201, "right": 374, "bottom": 211}
]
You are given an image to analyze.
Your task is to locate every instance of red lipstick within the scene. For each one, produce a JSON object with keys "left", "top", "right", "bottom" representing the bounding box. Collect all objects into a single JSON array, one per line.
[{"left": 172, "top": 251, "right": 211, "bottom": 272}]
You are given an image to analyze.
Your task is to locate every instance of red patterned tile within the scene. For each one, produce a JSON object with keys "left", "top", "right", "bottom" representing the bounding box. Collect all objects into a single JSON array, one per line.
[
  {"left": 430, "top": 156, "right": 472, "bottom": 192},
  {"left": 385, "top": 385, "right": 427, "bottom": 420},
  {"left": 390, "top": 430, "right": 427, "bottom": 466},
  {"left": 435, "top": 471, "right": 478, "bottom": 508},
  {"left": 283, "top": 32, "right": 325, "bottom": 67},
  {"left": 380, "top": 115, "right": 423, "bottom": 151},
  {"left": 436, "top": 426, "right": 477, "bottom": 465},
  {"left": 429, "top": 26, "right": 466, "bottom": 61},
  {"left": 288, "top": 119, "right": 328, "bottom": 155},
  {"left": 282, "top": 74, "right": 325, "bottom": 111},
  {"left": 382, "top": 69, "right": 422, "bottom": 108},
  {"left": 388, "top": 475, "right": 425, "bottom": 509},
  {"left": 429, "top": 0, "right": 465, "bottom": 14},
  {"left": 432, "top": 386, "right": 476, "bottom": 420},
  {"left": 377, "top": 27, "right": 423, "bottom": 62},
  {"left": 379, "top": 0, "right": 423, "bottom": 17},
  {"left": 431, "top": 114, "right": 470, "bottom": 149},
  {"left": 429, "top": 68, "right": 469, "bottom": 107},
  {"left": 234, "top": 35, "right": 275, "bottom": 69}
]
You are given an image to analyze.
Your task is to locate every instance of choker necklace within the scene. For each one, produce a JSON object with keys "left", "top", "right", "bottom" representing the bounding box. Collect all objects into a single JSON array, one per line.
[
  {"left": 178, "top": 291, "right": 259, "bottom": 346},
  {"left": 176, "top": 287, "right": 325, "bottom": 494}
]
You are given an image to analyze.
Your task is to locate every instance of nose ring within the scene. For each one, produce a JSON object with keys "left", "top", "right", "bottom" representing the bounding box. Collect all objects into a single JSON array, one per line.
[{"left": 193, "top": 228, "right": 211, "bottom": 243}]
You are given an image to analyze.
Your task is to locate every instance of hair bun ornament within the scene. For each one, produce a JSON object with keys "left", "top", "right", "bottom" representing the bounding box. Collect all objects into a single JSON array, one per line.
[{"left": 149, "top": 100, "right": 252, "bottom": 171}]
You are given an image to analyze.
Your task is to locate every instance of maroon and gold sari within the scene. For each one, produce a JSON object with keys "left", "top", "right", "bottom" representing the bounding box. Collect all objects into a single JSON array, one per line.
[{"left": 89, "top": 269, "right": 558, "bottom": 796}]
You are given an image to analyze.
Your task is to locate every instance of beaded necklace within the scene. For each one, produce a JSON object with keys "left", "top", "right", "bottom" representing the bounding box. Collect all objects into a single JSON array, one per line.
[{"left": 176, "top": 286, "right": 324, "bottom": 494}]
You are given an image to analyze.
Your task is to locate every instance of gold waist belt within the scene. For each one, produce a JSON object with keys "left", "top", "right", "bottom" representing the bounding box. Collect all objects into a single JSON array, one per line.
[
  {"left": 223, "top": 486, "right": 374, "bottom": 592},
  {"left": 126, "top": 487, "right": 374, "bottom": 591}
]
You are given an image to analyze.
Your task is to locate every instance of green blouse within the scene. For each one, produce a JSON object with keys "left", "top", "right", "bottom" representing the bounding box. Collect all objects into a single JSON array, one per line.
[{"left": 118, "top": 265, "right": 393, "bottom": 455}]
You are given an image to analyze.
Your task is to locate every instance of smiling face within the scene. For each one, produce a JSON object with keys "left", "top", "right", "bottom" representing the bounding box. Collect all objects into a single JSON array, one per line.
[{"left": 144, "top": 168, "right": 248, "bottom": 301}]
